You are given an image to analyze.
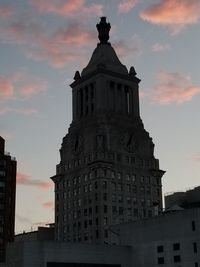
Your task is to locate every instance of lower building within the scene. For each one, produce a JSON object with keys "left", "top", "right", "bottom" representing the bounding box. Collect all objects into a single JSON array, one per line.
[
  {"left": 5, "top": 208, "right": 200, "bottom": 267},
  {"left": 6, "top": 241, "right": 131, "bottom": 267},
  {"left": 165, "top": 186, "right": 200, "bottom": 209},
  {"left": 115, "top": 207, "right": 200, "bottom": 267},
  {"left": 0, "top": 136, "right": 16, "bottom": 263}
]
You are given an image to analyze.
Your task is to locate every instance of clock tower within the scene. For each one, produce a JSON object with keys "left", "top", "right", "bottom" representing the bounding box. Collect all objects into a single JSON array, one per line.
[{"left": 51, "top": 17, "right": 165, "bottom": 244}]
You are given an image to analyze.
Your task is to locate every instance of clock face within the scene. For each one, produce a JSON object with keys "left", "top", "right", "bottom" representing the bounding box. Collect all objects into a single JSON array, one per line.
[{"left": 122, "top": 133, "right": 136, "bottom": 152}]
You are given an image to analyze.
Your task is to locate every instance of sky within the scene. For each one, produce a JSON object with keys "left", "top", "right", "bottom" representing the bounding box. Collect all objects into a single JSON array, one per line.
[{"left": 0, "top": 0, "right": 200, "bottom": 233}]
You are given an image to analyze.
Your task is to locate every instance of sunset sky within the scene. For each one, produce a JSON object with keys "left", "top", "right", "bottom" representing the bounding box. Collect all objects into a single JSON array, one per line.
[{"left": 0, "top": 0, "right": 200, "bottom": 233}]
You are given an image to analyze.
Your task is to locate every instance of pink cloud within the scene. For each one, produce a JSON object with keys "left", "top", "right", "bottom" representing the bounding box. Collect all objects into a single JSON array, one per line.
[
  {"left": 0, "top": 73, "right": 47, "bottom": 100},
  {"left": 17, "top": 172, "right": 53, "bottom": 190},
  {"left": 151, "top": 71, "right": 200, "bottom": 105},
  {"left": 152, "top": 43, "right": 170, "bottom": 52},
  {"left": 140, "top": 0, "right": 200, "bottom": 34},
  {"left": 118, "top": 0, "right": 139, "bottom": 13},
  {"left": 0, "top": 18, "right": 96, "bottom": 68},
  {"left": 0, "top": 76, "right": 14, "bottom": 99},
  {"left": 29, "top": 0, "right": 103, "bottom": 17},
  {"left": 42, "top": 201, "right": 54, "bottom": 209},
  {"left": 19, "top": 81, "right": 47, "bottom": 97},
  {"left": 0, "top": 4, "right": 14, "bottom": 18}
]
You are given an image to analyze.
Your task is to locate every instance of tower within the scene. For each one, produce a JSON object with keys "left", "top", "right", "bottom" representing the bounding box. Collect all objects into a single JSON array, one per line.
[
  {"left": 0, "top": 136, "right": 16, "bottom": 262},
  {"left": 51, "top": 17, "right": 165, "bottom": 244}
]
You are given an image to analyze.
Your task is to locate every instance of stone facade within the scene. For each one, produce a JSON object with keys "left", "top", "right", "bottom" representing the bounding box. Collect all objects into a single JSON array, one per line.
[{"left": 51, "top": 17, "right": 164, "bottom": 244}]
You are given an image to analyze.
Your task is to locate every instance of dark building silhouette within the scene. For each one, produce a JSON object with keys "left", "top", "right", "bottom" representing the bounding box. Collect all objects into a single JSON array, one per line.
[
  {"left": 51, "top": 17, "right": 165, "bottom": 244},
  {"left": 0, "top": 136, "right": 16, "bottom": 262},
  {"left": 165, "top": 186, "right": 200, "bottom": 210}
]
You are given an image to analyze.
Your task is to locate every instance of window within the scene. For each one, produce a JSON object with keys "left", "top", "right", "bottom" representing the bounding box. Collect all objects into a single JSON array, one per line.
[
  {"left": 112, "top": 206, "right": 117, "bottom": 214},
  {"left": 173, "top": 243, "right": 180, "bottom": 251},
  {"left": 119, "top": 207, "right": 123, "bottom": 215},
  {"left": 195, "top": 262, "right": 198, "bottom": 267},
  {"left": 126, "top": 196, "right": 131, "bottom": 204},
  {"left": 103, "top": 217, "right": 108, "bottom": 225},
  {"left": 117, "top": 172, "right": 122, "bottom": 179},
  {"left": 192, "top": 220, "right": 196, "bottom": 231},
  {"left": 140, "top": 176, "right": 145, "bottom": 183},
  {"left": 102, "top": 181, "right": 107, "bottom": 189},
  {"left": 126, "top": 174, "right": 130, "bottom": 181},
  {"left": 104, "top": 229, "right": 108, "bottom": 238},
  {"left": 193, "top": 242, "right": 197, "bottom": 253},
  {"left": 95, "top": 181, "right": 98, "bottom": 189},
  {"left": 96, "top": 230, "right": 99, "bottom": 238},
  {"left": 111, "top": 171, "right": 115, "bottom": 178},
  {"left": 104, "top": 205, "right": 108, "bottom": 213},
  {"left": 118, "top": 183, "right": 122, "bottom": 191},
  {"left": 112, "top": 194, "right": 116, "bottom": 202},
  {"left": 157, "top": 257, "right": 164, "bottom": 264},
  {"left": 133, "top": 197, "right": 137, "bottom": 204},
  {"left": 157, "top": 245, "right": 164, "bottom": 253},
  {"left": 0, "top": 181, "right": 5, "bottom": 187},
  {"left": 118, "top": 195, "right": 123, "bottom": 203},
  {"left": 126, "top": 184, "right": 131, "bottom": 192},
  {"left": 174, "top": 255, "right": 181, "bottom": 263},
  {"left": 112, "top": 182, "right": 116, "bottom": 191},
  {"left": 0, "top": 171, "right": 5, "bottom": 176}
]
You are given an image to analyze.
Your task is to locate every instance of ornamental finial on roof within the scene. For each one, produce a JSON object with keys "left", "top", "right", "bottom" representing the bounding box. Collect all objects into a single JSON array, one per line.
[{"left": 96, "top": 17, "right": 111, "bottom": 45}]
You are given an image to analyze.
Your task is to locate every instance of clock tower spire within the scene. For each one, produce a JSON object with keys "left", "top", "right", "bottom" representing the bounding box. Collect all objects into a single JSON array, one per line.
[{"left": 51, "top": 18, "right": 165, "bottom": 244}]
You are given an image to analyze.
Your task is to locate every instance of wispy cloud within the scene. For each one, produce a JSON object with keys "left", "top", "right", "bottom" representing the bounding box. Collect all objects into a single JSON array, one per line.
[
  {"left": 0, "top": 73, "right": 47, "bottom": 100},
  {"left": 118, "top": 0, "right": 139, "bottom": 13},
  {"left": 151, "top": 71, "right": 200, "bottom": 105},
  {"left": 0, "top": 107, "right": 38, "bottom": 116},
  {"left": 29, "top": 0, "right": 103, "bottom": 17},
  {"left": 0, "top": 17, "right": 96, "bottom": 68},
  {"left": 0, "top": 4, "right": 14, "bottom": 18},
  {"left": 17, "top": 172, "right": 52, "bottom": 190},
  {"left": 0, "top": 76, "right": 14, "bottom": 99},
  {"left": 140, "top": 0, "right": 200, "bottom": 34},
  {"left": 42, "top": 201, "right": 54, "bottom": 209},
  {"left": 113, "top": 35, "right": 142, "bottom": 59},
  {"left": 152, "top": 43, "right": 170, "bottom": 52}
]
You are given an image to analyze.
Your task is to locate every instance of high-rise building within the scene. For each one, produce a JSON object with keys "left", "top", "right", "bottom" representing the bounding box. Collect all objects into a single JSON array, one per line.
[
  {"left": 51, "top": 17, "right": 165, "bottom": 244},
  {"left": 0, "top": 136, "right": 17, "bottom": 262}
]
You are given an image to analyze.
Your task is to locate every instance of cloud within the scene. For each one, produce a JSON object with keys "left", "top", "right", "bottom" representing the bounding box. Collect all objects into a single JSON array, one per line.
[
  {"left": 29, "top": 0, "right": 103, "bottom": 17},
  {"left": 42, "top": 201, "right": 54, "bottom": 209},
  {"left": 0, "top": 18, "right": 96, "bottom": 68},
  {"left": 0, "top": 4, "right": 14, "bottom": 18},
  {"left": 118, "top": 0, "right": 139, "bottom": 13},
  {"left": 17, "top": 172, "right": 53, "bottom": 190},
  {"left": 152, "top": 43, "right": 170, "bottom": 52},
  {"left": 0, "top": 76, "right": 14, "bottom": 99},
  {"left": 0, "top": 107, "right": 38, "bottom": 116},
  {"left": 19, "top": 81, "right": 47, "bottom": 97},
  {"left": 113, "top": 35, "right": 142, "bottom": 59},
  {"left": 151, "top": 71, "right": 200, "bottom": 105},
  {"left": 27, "top": 23, "right": 96, "bottom": 68},
  {"left": 0, "top": 73, "right": 47, "bottom": 100},
  {"left": 140, "top": 0, "right": 200, "bottom": 34}
]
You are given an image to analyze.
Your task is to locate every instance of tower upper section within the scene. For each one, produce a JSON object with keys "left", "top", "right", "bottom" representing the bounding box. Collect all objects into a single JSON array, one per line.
[{"left": 70, "top": 17, "right": 140, "bottom": 124}]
